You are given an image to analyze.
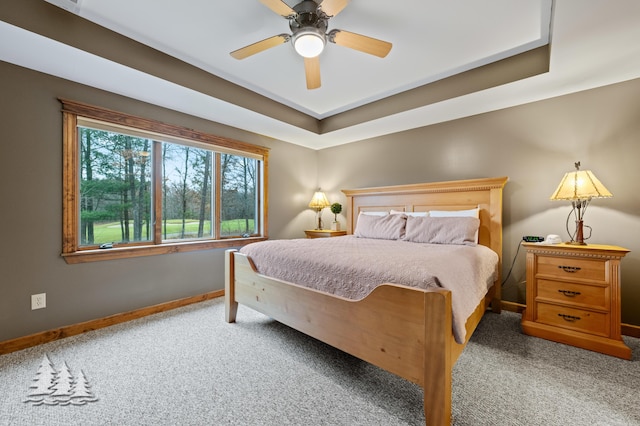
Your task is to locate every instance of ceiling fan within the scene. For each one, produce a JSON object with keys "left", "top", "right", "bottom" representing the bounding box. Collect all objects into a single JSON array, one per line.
[{"left": 230, "top": 0, "right": 392, "bottom": 90}]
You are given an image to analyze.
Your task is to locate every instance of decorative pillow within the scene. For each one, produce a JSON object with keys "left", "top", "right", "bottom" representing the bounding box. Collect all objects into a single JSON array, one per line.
[
  {"left": 429, "top": 207, "right": 479, "bottom": 218},
  {"left": 403, "top": 216, "right": 480, "bottom": 246},
  {"left": 390, "top": 209, "right": 429, "bottom": 217},
  {"left": 354, "top": 212, "right": 406, "bottom": 240},
  {"left": 429, "top": 207, "right": 480, "bottom": 242}
]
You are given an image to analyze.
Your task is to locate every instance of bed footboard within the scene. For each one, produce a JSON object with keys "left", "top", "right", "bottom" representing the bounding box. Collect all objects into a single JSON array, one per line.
[{"left": 225, "top": 248, "right": 456, "bottom": 425}]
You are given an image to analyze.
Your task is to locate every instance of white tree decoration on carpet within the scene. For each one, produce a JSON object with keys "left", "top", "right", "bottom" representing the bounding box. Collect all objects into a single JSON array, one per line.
[
  {"left": 23, "top": 354, "right": 57, "bottom": 405},
  {"left": 23, "top": 354, "right": 98, "bottom": 406},
  {"left": 47, "top": 361, "right": 74, "bottom": 405},
  {"left": 70, "top": 370, "right": 98, "bottom": 405}
]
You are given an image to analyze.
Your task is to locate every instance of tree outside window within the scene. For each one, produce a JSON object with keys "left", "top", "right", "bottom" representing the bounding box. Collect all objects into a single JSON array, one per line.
[{"left": 79, "top": 128, "right": 152, "bottom": 246}]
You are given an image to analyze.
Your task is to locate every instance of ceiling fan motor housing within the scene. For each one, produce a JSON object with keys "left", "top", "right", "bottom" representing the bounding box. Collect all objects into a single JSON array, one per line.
[{"left": 290, "top": 0, "right": 328, "bottom": 33}]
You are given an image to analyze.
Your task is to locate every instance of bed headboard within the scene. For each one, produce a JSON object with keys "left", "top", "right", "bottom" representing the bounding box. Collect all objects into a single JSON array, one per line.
[{"left": 342, "top": 176, "right": 509, "bottom": 287}]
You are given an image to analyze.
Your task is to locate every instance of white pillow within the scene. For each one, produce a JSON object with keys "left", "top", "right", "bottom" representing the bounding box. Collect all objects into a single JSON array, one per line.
[
  {"left": 354, "top": 213, "right": 406, "bottom": 240},
  {"left": 429, "top": 207, "right": 479, "bottom": 218},
  {"left": 359, "top": 211, "right": 388, "bottom": 216},
  {"left": 390, "top": 209, "right": 429, "bottom": 217}
]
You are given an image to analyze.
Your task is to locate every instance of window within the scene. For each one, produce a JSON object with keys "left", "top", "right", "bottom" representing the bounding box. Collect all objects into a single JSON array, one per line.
[{"left": 61, "top": 99, "right": 268, "bottom": 263}]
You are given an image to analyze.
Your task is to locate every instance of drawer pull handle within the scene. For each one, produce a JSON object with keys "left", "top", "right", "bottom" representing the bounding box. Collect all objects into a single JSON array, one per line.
[
  {"left": 558, "top": 313, "right": 581, "bottom": 322},
  {"left": 558, "top": 265, "right": 581, "bottom": 273},
  {"left": 558, "top": 290, "right": 581, "bottom": 297}
]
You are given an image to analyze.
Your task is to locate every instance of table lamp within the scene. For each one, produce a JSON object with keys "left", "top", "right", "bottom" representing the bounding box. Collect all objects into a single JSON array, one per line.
[
  {"left": 308, "top": 189, "right": 330, "bottom": 230},
  {"left": 549, "top": 161, "right": 612, "bottom": 245}
]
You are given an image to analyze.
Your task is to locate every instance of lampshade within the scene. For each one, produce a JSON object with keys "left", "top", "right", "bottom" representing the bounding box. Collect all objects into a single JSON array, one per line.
[
  {"left": 308, "top": 191, "right": 330, "bottom": 209},
  {"left": 293, "top": 29, "right": 325, "bottom": 58},
  {"left": 550, "top": 168, "right": 612, "bottom": 201}
]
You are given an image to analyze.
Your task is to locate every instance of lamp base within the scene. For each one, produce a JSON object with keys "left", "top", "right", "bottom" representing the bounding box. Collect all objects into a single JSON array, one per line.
[
  {"left": 572, "top": 219, "right": 586, "bottom": 245},
  {"left": 315, "top": 209, "right": 324, "bottom": 230},
  {"left": 566, "top": 241, "right": 587, "bottom": 246}
]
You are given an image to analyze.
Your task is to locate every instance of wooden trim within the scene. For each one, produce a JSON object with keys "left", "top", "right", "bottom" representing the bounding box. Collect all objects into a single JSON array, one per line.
[
  {"left": 622, "top": 323, "right": 640, "bottom": 338},
  {"left": 260, "top": 154, "right": 269, "bottom": 238},
  {"left": 59, "top": 98, "right": 269, "bottom": 262},
  {"left": 62, "top": 111, "right": 79, "bottom": 254},
  {"left": 342, "top": 176, "right": 509, "bottom": 197},
  {"left": 0, "top": 291, "right": 222, "bottom": 355},
  {"left": 215, "top": 152, "right": 222, "bottom": 238},
  {"left": 153, "top": 140, "right": 163, "bottom": 244},
  {"left": 62, "top": 237, "right": 267, "bottom": 264},
  {"left": 59, "top": 98, "right": 270, "bottom": 157},
  {"left": 501, "top": 300, "right": 526, "bottom": 314}
]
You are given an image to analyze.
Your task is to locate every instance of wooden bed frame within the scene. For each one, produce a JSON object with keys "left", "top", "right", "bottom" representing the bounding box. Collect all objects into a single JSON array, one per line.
[{"left": 225, "top": 176, "right": 508, "bottom": 425}]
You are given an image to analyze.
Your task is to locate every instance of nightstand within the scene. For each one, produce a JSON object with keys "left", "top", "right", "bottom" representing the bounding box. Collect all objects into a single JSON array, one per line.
[
  {"left": 304, "top": 229, "right": 347, "bottom": 239},
  {"left": 521, "top": 242, "right": 631, "bottom": 359}
]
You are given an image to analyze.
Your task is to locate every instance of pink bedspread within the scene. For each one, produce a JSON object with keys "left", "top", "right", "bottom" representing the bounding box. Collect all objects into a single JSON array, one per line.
[{"left": 239, "top": 235, "right": 498, "bottom": 343}]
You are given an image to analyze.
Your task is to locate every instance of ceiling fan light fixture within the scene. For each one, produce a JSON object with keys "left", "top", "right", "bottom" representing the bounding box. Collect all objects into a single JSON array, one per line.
[
  {"left": 293, "top": 29, "right": 325, "bottom": 58},
  {"left": 231, "top": 0, "right": 392, "bottom": 89}
]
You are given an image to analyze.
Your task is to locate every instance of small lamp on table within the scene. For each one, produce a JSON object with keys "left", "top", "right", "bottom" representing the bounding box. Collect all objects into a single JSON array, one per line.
[
  {"left": 549, "top": 161, "right": 612, "bottom": 245},
  {"left": 308, "top": 190, "right": 330, "bottom": 230}
]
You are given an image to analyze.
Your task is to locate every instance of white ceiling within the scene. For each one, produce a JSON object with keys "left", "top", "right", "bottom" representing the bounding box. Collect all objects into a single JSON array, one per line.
[
  {"left": 2, "top": 0, "right": 640, "bottom": 149},
  {"left": 79, "top": 0, "right": 551, "bottom": 118}
]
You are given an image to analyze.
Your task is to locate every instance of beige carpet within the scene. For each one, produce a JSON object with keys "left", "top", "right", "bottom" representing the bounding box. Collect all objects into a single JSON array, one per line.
[{"left": 1, "top": 298, "right": 638, "bottom": 425}]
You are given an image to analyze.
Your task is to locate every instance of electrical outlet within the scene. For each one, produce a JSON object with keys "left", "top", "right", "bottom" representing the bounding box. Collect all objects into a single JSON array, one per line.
[{"left": 31, "top": 293, "right": 46, "bottom": 310}]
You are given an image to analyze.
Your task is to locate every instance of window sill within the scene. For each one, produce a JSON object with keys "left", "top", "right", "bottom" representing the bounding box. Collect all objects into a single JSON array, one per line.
[{"left": 62, "top": 237, "right": 267, "bottom": 264}]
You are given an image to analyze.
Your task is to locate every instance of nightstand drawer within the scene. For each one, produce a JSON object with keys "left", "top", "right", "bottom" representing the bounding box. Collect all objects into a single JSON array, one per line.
[
  {"left": 537, "top": 302, "right": 608, "bottom": 336},
  {"left": 536, "top": 279, "right": 607, "bottom": 310},
  {"left": 536, "top": 255, "right": 606, "bottom": 283}
]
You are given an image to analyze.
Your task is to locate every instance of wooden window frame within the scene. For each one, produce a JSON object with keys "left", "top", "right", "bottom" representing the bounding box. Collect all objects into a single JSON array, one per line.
[{"left": 61, "top": 99, "right": 269, "bottom": 264}]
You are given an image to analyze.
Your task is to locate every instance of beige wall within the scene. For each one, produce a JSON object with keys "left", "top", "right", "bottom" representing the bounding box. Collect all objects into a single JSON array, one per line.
[
  {"left": 318, "top": 77, "right": 640, "bottom": 326},
  {"left": 1, "top": 59, "right": 639, "bottom": 345},
  {"left": 0, "top": 61, "right": 317, "bottom": 342}
]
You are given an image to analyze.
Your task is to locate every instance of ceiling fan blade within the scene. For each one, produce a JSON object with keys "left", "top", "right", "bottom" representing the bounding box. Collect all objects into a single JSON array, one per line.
[
  {"left": 259, "top": 0, "right": 296, "bottom": 17},
  {"left": 320, "top": 0, "right": 350, "bottom": 17},
  {"left": 304, "top": 56, "right": 321, "bottom": 90},
  {"left": 329, "top": 30, "right": 392, "bottom": 58},
  {"left": 230, "top": 34, "right": 289, "bottom": 60}
]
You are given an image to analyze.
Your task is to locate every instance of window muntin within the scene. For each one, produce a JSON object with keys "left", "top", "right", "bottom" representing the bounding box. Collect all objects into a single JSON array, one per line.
[{"left": 62, "top": 99, "right": 268, "bottom": 263}]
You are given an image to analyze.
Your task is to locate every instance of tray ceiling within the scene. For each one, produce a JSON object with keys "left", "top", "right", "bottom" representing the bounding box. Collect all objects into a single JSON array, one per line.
[{"left": 2, "top": 0, "right": 640, "bottom": 149}]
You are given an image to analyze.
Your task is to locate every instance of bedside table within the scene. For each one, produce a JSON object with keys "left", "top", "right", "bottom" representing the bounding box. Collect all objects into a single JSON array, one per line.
[
  {"left": 304, "top": 229, "right": 347, "bottom": 239},
  {"left": 521, "top": 242, "right": 631, "bottom": 359}
]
